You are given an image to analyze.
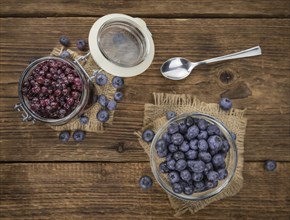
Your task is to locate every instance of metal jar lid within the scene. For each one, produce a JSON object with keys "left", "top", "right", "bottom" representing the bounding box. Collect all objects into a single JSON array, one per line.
[{"left": 89, "top": 14, "right": 155, "bottom": 77}]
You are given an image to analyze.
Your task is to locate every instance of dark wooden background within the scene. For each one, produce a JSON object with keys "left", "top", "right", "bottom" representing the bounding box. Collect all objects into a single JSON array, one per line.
[{"left": 0, "top": 1, "right": 289, "bottom": 219}]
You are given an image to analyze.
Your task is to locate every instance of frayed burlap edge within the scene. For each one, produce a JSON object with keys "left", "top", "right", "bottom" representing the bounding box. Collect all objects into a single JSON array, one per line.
[
  {"left": 48, "top": 47, "right": 116, "bottom": 133},
  {"left": 135, "top": 93, "right": 246, "bottom": 216}
]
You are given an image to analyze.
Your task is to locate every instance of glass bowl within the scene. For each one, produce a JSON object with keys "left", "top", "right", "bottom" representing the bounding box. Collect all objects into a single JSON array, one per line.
[{"left": 150, "top": 112, "right": 238, "bottom": 201}]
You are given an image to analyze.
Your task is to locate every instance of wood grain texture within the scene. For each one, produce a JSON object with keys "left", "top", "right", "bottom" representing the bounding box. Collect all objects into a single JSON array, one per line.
[
  {"left": 0, "top": 18, "right": 289, "bottom": 162},
  {"left": 0, "top": 0, "right": 289, "bottom": 18},
  {"left": 0, "top": 162, "right": 289, "bottom": 219}
]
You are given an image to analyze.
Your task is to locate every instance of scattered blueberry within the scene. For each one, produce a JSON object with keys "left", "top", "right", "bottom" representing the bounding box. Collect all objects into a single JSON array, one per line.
[
  {"left": 107, "top": 100, "right": 117, "bottom": 111},
  {"left": 114, "top": 91, "right": 123, "bottom": 102},
  {"left": 59, "top": 131, "right": 70, "bottom": 142},
  {"left": 96, "top": 109, "right": 109, "bottom": 122},
  {"left": 231, "top": 132, "right": 237, "bottom": 140},
  {"left": 264, "top": 160, "right": 277, "bottom": 171},
  {"left": 73, "top": 130, "right": 85, "bottom": 141},
  {"left": 60, "top": 50, "right": 70, "bottom": 59},
  {"left": 166, "top": 111, "right": 177, "bottom": 120},
  {"left": 59, "top": 36, "right": 70, "bottom": 46},
  {"left": 168, "top": 171, "right": 180, "bottom": 184},
  {"left": 95, "top": 73, "right": 108, "bottom": 86},
  {"left": 139, "top": 175, "right": 153, "bottom": 189},
  {"left": 76, "top": 39, "right": 87, "bottom": 51},
  {"left": 219, "top": 98, "right": 232, "bottom": 110},
  {"left": 79, "top": 115, "right": 89, "bottom": 125},
  {"left": 112, "top": 76, "right": 124, "bottom": 89},
  {"left": 175, "top": 159, "right": 187, "bottom": 171},
  {"left": 172, "top": 182, "right": 183, "bottom": 194},
  {"left": 142, "top": 129, "right": 155, "bottom": 142},
  {"left": 97, "top": 94, "right": 108, "bottom": 107}
]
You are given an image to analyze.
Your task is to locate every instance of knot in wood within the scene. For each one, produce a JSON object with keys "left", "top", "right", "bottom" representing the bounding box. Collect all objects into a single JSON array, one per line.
[{"left": 116, "top": 142, "right": 125, "bottom": 153}]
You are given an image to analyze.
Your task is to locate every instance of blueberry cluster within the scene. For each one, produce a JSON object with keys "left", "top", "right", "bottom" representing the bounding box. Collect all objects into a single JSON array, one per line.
[
  {"left": 95, "top": 74, "right": 124, "bottom": 123},
  {"left": 59, "top": 36, "right": 87, "bottom": 51},
  {"left": 152, "top": 115, "right": 231, "bottom": 195},
  {"left": 22, "top": 59, "right": 83, "bottom": 119}
]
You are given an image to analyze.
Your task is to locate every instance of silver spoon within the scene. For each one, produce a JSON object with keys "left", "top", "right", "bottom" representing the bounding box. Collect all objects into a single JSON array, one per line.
[{"left": 160, "top": 46, "right": 262, "bottom": 80}]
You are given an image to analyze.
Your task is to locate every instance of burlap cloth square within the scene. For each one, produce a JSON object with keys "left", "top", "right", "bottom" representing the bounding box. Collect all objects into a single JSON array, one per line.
[
  {"left": 48, "top": 47, "right": 117, "bottom": 133},
  {"left": 136, "top": 93, "right": 247, "bottom": 216}
]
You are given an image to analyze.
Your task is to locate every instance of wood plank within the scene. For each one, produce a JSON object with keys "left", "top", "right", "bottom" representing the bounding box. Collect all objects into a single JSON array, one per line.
[
  {"left": 0, "top": 18, "right": 289, "bottom": 162},
  {"left": 0, "top": 0, "right": 289, "bottom": 18},
  {"left": 0, "top": 162, "right": 289, "bottom": 219},
  {"left": 1, "top": 97, "right": 289, "bottom": 162}
]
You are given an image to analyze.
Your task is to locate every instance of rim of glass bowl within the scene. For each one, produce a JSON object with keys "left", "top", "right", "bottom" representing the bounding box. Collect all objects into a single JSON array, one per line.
[
  {"left": 18, "top": 57, "right": 90, "bottom": 125},
  {"left": 150, "top": 112, "right": 238, "bottom": 201}
]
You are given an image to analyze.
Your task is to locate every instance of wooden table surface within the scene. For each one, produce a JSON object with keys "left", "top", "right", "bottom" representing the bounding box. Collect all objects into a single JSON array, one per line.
[{"left": 0, "top": 1, "right": 289, "bottom": 219}]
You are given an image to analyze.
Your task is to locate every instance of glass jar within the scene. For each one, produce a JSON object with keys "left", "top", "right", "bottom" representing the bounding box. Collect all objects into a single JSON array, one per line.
[{"left": 14, "top": 56, "right": 96, "bottom": 125}]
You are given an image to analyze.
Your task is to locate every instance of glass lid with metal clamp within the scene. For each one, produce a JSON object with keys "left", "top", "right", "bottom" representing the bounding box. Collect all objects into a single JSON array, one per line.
[{"left": 89, "top": 14, "right": 155, "bottom": 77}]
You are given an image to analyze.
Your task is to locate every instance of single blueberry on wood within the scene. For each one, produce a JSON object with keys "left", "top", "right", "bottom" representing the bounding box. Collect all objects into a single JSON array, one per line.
[
  {"left": 264, "top": 160, "right": 277, "bottom": 171},
  {"left": 73, "top": 130, "right": 85, "bottom": 141},
  {"left": 139, "top": 175, "right": 153, "bottom": 189},
  {"left": 59, "top": 131, "right": 70, "bottom": 142},
  {"left": 219, "top": 97, "right": 232, "bottom": 110}
]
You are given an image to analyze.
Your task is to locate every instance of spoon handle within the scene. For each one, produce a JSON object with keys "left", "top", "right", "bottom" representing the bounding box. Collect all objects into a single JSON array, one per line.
[{"left": 199, "top": 46, "right": 262, "bottom": 65}]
